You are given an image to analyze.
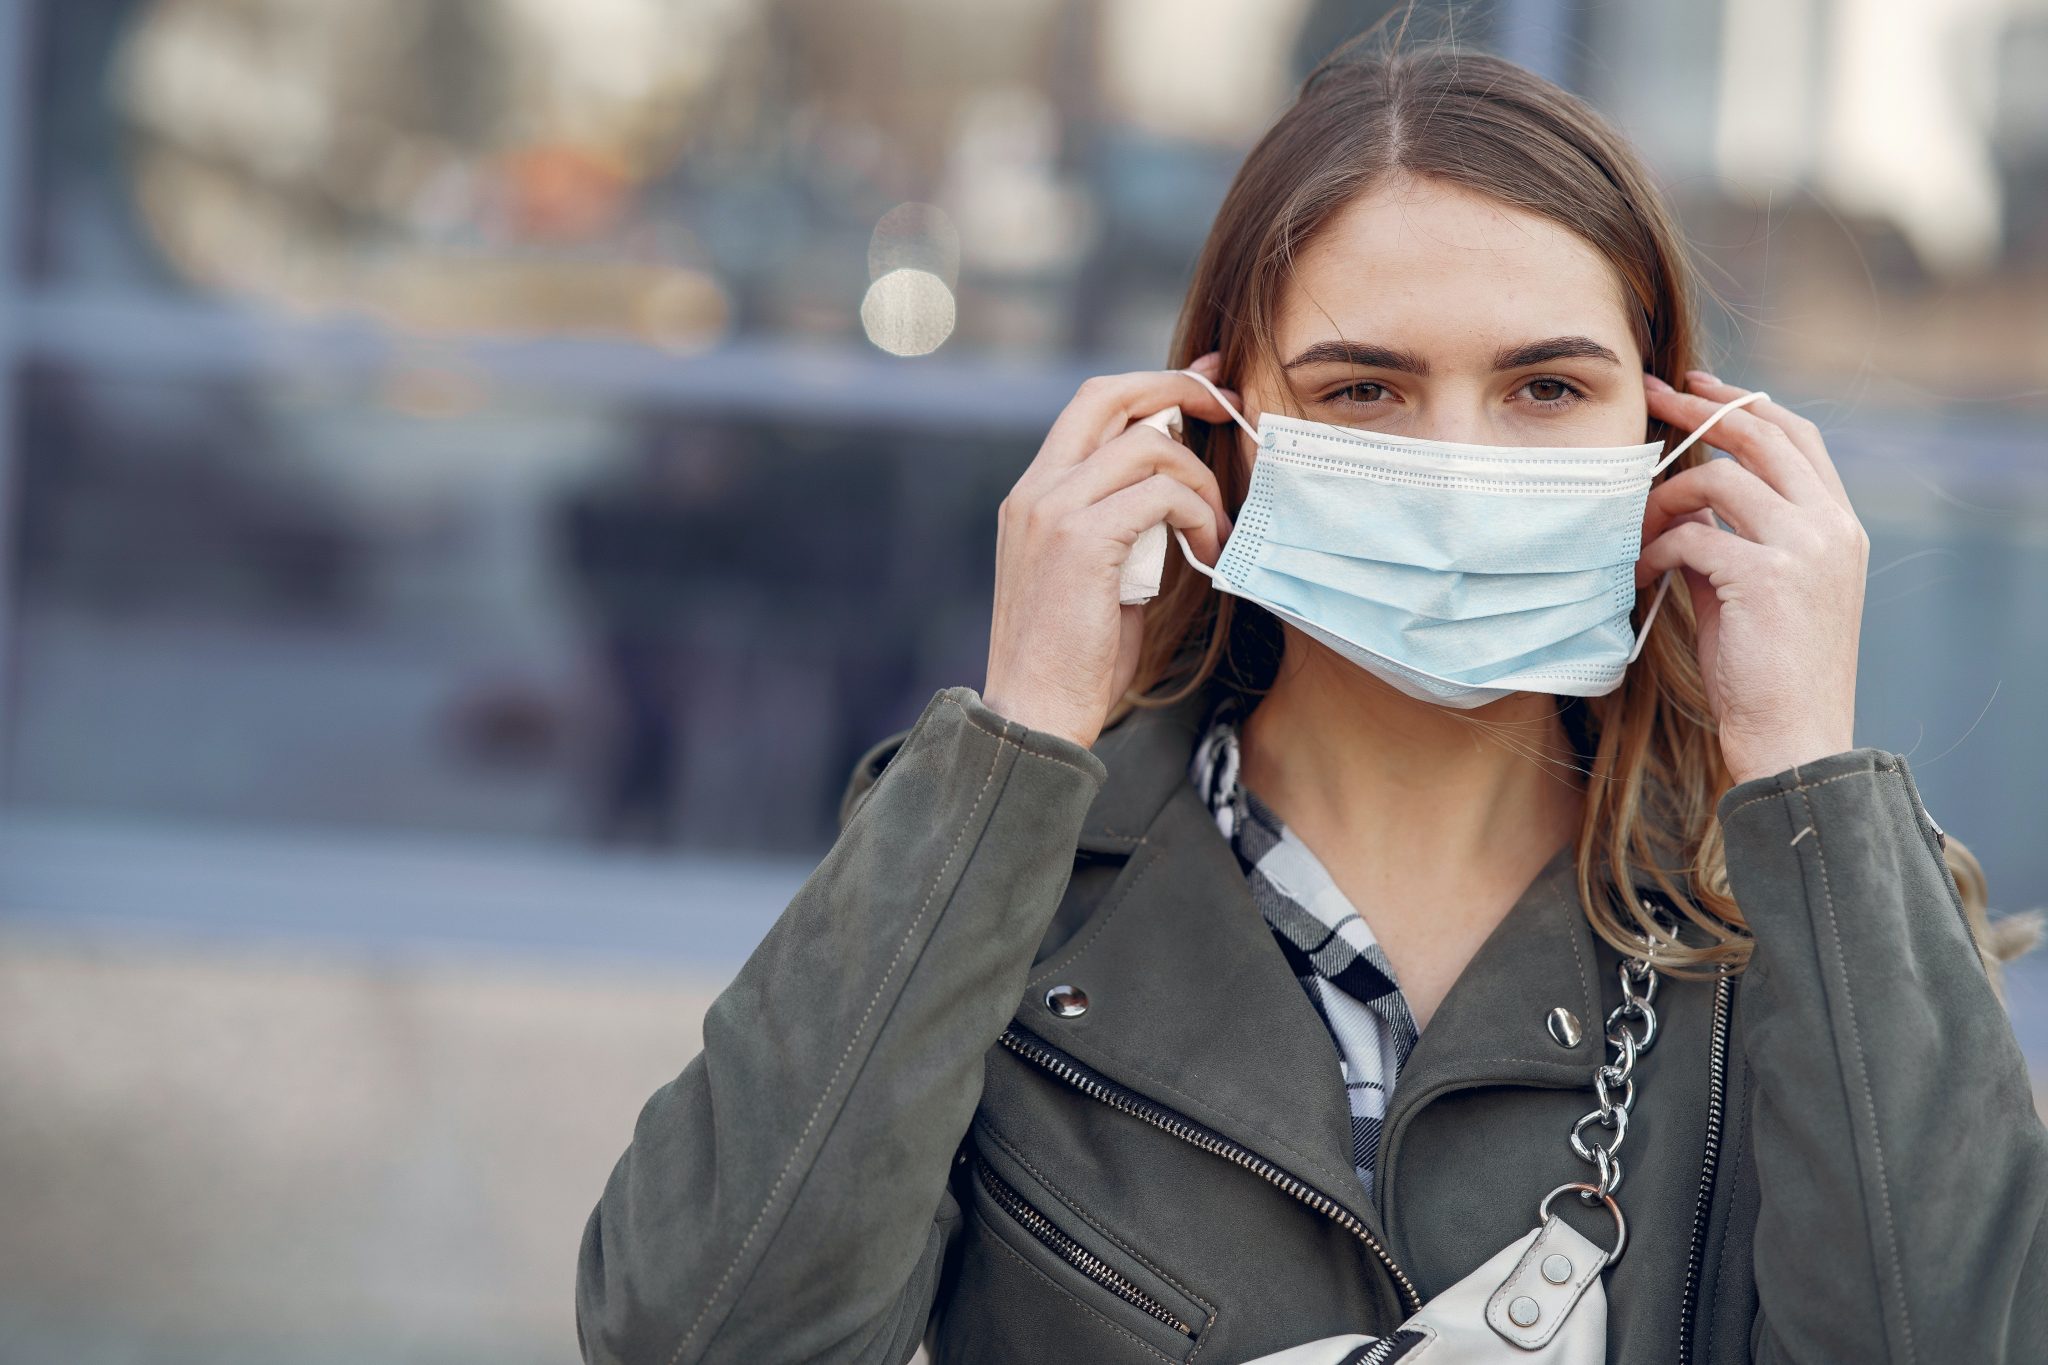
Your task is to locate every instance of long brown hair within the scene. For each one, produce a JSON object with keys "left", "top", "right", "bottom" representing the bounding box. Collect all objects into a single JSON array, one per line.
[{"left": 1110, "top": 30, "right": 2041, "bottom": 989}]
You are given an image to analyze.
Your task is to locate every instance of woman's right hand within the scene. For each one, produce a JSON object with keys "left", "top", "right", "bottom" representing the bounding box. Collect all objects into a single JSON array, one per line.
[{"left": 982, "top": 352, "right": 1242, "bottom": 751}]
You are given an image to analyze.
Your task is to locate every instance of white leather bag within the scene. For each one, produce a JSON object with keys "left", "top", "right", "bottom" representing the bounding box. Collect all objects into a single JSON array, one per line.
[
  {"left": 1235, "top": 1188, "right": 1618, "bottom": 1364},
  {"left": 1235, "top": 950, "right": 1665, "bottom": 1365}
]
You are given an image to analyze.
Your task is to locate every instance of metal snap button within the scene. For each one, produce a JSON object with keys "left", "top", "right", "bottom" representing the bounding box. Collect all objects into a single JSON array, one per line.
[
  {"left": 1508, "top": 1295, "right": 1541, "bottom": 1327},
  {"left": 1045, "top": 984, "right": 1088, "bottom": 1018},
  {"left": 1546, "top": 1006, "right": 1583, "bottom": 1048},
  {"left": 1542, "top": 1253, "right": 1573, "bottom": 1284}
]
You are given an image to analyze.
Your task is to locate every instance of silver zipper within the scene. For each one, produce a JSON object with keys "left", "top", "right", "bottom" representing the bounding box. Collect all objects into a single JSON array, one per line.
[
  {"left": 1676, "top": 971, "right": 1735, "bottom": 1365},
  {"left": 973, "top": 1149, "right": 1198, "bottom": 1339},
  {"left": 998, "top": 1023, "right": 1424, "bottom": 1315},
  {"left": 1354, "top": 1328, "right": 1429, "bottom": 1365}
]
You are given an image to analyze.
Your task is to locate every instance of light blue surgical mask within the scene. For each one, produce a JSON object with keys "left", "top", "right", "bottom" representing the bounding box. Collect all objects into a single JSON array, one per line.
[{"left": 1161, "top": 370, "right": 1768, "bottom": 709}]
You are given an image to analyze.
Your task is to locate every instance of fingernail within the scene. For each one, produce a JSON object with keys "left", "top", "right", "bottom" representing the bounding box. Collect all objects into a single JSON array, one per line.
[
  {"left": 1643, "top": 373, "right": 1672, "bottom": 392},
  {"left": 1686, "top": 369, "right": 1722, "bottom": 387}
]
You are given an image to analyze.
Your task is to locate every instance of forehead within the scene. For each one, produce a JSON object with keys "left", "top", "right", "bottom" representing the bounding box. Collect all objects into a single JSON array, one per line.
[{"left": 1274, "top": 174, "right": 1638, "bottom": 363}]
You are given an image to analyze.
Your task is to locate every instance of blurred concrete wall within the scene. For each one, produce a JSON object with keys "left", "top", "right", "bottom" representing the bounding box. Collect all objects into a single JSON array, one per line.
[{"left": 0, "top": 929, "right": 727, "bottom": 1364}]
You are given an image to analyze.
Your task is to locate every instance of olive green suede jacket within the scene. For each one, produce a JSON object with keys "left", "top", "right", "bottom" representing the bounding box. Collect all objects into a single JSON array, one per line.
[{"left": 575, "top": 678, "right": 2048, "bottom": 1364}]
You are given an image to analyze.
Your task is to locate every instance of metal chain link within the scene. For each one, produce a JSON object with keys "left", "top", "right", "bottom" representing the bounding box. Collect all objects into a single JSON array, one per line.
[{"left": 1567, "top": 941, "right": 1661, "bottom": 1204}]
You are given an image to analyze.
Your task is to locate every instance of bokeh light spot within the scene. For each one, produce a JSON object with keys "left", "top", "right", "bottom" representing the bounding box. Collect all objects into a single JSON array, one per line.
[
  {"left": 860, "top": 268, "right": 955, "bottom": 356},
  {"left": 868, "top": 201, "right": 960, "bottom": 286}
]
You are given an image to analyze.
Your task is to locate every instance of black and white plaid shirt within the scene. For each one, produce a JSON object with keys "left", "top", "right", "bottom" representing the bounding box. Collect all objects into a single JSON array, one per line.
[{"left": 1188, "top": 689, "right": 1420, "bottom": 1202}]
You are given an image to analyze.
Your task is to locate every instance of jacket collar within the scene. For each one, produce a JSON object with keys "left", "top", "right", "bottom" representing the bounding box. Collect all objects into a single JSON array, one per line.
[
  {"left": 1019, "top": 675, "right": 1614, "bottom": 1234},
  {"left": 1070, "top": 682, "right": 1213, "bottom": 855}
]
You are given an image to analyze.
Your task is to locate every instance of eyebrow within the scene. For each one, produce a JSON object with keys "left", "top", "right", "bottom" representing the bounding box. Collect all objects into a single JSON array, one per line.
[{"left": 1281, "top": 335, "right": 1623, "bottom": 375}]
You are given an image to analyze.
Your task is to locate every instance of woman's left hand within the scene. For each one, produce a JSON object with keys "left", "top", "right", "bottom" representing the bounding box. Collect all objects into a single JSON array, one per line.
[{"left": 1637, "top": 370, "right": 1868, "bottom": 785}]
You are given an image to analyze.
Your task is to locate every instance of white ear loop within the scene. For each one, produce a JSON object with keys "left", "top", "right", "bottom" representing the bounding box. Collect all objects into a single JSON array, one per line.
[
  {"left": 1649, "top": 388, "right": 1772, "bottom": 475},
  {"left": 1161, "top": 366, "right": 1262, "bottom": 582},
  {"left": 1175, "top": 366, "right": 1263, "bottom": 443},
  {"left": 1629, "top": 387, "right": 1773, "bottom": 662}
]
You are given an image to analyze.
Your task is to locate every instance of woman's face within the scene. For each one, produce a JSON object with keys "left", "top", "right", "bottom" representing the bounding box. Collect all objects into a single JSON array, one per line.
[{"left": 1236, "top": 172, "right": 1650, "bottom": 474}]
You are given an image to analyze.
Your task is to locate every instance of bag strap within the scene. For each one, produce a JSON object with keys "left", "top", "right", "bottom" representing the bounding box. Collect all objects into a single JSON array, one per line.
[{"left": 1536, "top": 936, "right": 1663, "bottom": 1267}]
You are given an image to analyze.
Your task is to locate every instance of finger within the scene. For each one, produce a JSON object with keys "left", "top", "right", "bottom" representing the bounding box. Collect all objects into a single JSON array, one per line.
[
  {"left": 1641, "top": 457, "right": 1797, "bottom": 548},
  {"left": 1644, "top": 378, "right": 1826, "bottom": 506},
  {"left": 1082, "top": 472, "right": 1225, "bottom": 566},
  {"left": 1037, "top": 369, "right": 1247, "bottom": 472},
  {"left": 1634, "top": 505, "right": 1715, "bottom": 591},
  {"left": 1636, "top": 516, "right": 1771, "bottom": 587},
  {"left": 1683, "top": 370, "right": 1852, "bottom": 511},
  {"left": 1041, "top": 424, "right": 1233, "bottom": 541}
]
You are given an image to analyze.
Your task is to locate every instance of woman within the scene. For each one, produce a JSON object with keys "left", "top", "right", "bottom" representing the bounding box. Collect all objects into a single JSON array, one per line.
[{"left": 574, "top": 37, "right": 2047, "bottom": 1365}]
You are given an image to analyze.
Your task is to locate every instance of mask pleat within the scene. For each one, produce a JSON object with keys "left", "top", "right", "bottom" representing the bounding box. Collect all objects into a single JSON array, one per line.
[
  {"left": 1248, "top": 459, "right": 1646, "bottom": 575},
  {"left": 1246, "top": 544, "right": 1629, "bottom": 620},
  {"left": 1242, "top": 559, "right": 1635, "bottom": 677}
]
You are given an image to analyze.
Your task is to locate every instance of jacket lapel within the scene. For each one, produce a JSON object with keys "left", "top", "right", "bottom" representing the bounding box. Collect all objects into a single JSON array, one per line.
[
  {"left": 1021, "top": 771, "right": 1371, "bottom": 1206},
  {"left": 1383, "top": 840, "right": 1607, "bottom": 1125},
  {"left": 1012, "top": 677, "right": 1613, "bottom": 1252}
]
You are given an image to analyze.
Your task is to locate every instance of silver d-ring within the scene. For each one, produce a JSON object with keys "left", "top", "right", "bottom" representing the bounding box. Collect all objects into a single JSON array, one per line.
[{"left": 1537, "top": 1181, "right": 1628, "bottom": 1264}]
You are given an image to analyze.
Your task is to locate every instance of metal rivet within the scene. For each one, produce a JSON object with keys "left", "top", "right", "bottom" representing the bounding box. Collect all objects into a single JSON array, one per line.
[
  {"left": 1542, "top": 1253, "right": 1573, "bottom": 1284},
  {"left": 1546, "top": 1006, "right": 1583, "bottom": 1048},
  {"left": 1045, "top": 984, "right": 1089, "bottom": 1018},
  {"left": 1508, "top": 1295, "right": 1541, "bottom": 1327}
]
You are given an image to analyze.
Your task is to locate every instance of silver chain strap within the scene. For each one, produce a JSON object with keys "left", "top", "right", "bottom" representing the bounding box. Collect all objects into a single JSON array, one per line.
[
  {"left": 1532, "top": 937, "right": 1662, "bottom": 1267},
  {"left": 1570, "top": 945, "right": 1661, "bottom": 1203}
]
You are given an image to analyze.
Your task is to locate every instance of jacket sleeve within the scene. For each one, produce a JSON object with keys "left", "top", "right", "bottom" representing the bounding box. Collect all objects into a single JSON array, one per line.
[
  {"left": 1717, "top": 747, "right": 2048, "bottom": 1364},
  {"left": 574, "top": 685, "right": 1108, "bottom": 1364}
]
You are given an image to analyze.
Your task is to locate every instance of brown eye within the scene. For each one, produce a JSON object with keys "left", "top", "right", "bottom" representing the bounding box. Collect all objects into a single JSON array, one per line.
[{"left": 1520, "top": 377, "right": 1583, "bottom": 407}]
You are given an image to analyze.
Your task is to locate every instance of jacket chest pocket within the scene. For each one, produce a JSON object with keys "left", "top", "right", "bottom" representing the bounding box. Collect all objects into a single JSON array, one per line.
[{"left": 940, "top": 1128, "right": 1216, "bottom": 1364}]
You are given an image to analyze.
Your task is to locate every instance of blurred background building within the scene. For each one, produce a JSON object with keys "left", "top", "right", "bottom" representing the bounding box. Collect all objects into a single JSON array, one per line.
[{"left": 0, "top": 0, "right": 2043, "bottom": 1360}]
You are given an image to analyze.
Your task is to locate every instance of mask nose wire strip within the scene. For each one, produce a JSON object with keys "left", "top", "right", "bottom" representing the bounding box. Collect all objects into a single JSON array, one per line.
[{"left": 1632, "top": 387, "right": 1773, "bottom": 661}]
